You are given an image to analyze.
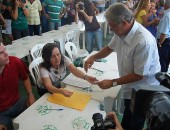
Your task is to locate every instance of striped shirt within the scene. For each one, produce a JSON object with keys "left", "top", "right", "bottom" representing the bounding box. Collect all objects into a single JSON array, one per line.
[{"left": 42, "top": 0, "right": 65, "bottom": 22}]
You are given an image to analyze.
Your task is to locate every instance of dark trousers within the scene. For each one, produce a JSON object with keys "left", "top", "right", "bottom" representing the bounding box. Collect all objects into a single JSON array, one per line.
[
  {"left": 61, "top": 17, "right": 74, "bottom": 26},
  {"left": 12, "top": 28, "right": 29, "bottom": 40},
  {"left": 0, "top": 98, "right": 27, "bottom": 130},
  {"left": 121, "top": 99, "right": 145, "bottom": 130},
  {"left": 28, "top": 25, "right": 40, "bottom": 36},
  {"left": 157, "top": 38, "right": 170, "bottom": 72},
  {"left": 41, "top": 14, "right": 49, "bottom": 33}
]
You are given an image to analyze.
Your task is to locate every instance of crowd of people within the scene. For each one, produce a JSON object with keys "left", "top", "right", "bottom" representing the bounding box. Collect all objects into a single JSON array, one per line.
[
  {"left": 0, "top": 0, "right": 109, "bottom": 53},
  {"left": 0, "top": 0, "right": 170, "bottom": 129}
]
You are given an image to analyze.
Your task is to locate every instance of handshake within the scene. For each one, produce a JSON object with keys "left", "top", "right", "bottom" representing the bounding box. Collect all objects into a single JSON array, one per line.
[{"left": 85, "top": 74, "right": 117, "bottom": 90}]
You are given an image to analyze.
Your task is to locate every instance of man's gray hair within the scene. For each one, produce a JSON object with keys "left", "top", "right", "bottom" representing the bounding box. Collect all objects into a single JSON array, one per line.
[
  {"left": 105, "top": 3, "right": 134, "bottom": 24},
  {"left": 165, "top": 0, "right": 170, "bottom": 7}
]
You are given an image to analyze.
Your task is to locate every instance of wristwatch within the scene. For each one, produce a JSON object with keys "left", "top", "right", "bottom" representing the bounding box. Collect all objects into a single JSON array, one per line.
[
  {"left": 112, "top": 80, "right": 117, "bottom": 87},
  {"left": 28, "top": 92, "right": 34, "bottom": 96}
]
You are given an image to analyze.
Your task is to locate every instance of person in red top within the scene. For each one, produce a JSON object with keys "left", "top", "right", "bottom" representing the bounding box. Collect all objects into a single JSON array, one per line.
[{"left": 0, "top": 43, "right": 36, "bottom": 130}]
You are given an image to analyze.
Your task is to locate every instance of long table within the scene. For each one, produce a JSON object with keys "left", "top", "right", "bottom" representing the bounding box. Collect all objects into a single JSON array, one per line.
[
  {"left": 6, "top": 44, "right": 29, "bottom": 59},
  {"left": 13, "top": 93, "right": 105, "bottom": 130},
  {"left": 6, "top": 24, "right": 84, "bottom": 59}
]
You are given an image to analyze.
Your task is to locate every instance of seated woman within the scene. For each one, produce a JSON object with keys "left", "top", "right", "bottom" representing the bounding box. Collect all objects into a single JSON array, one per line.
[{"left": 38, "top": 42, "right": 97, "bottom": 97}]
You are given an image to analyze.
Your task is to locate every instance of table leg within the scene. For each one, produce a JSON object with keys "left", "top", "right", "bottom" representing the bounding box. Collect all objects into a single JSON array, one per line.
[
  {"left": 82, "top": 32, "right": 85, "bottom": 49},
  {"left": 104, "top": 22, "right": 107, "bottom": 38}
]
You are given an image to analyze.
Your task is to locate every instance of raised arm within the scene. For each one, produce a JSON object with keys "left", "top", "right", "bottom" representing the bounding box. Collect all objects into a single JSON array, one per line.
[
  {"left": 20, "top": 0, "right": 29, "bottom": 17},
  {"left": 84, "top": 46, "right": 113, "bottom": 72},
  {"left": 74, "top": 3, "right": 93, "bottom": 23},
  {"left": 11, "top": 0, "right": 19, "bottom": 20},
  {"left": 68, "top": 63, "right": 98, "bottom": 84},
  {"left": 11, "top": 0, "right": 29, "bottom": 20}
]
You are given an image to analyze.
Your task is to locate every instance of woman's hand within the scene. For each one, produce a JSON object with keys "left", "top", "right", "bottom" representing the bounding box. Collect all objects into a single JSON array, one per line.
[
  {"left": 75, "top": 3, "right": 84, "bottom": 13},
  {"left": 60, "top": 88, "right": 73, "bottom": 97},
  {"left": 153, "top": 18, "right": 159, "bottom": 25},
  {"left": 75, "top": 3, "right": 80, "bottom": 12},
  {"left": 19, "top": 0, "right": 27, "bottom": 9},
  {"left": 86, "top": 75, "right": 98, "bottom": 84}
]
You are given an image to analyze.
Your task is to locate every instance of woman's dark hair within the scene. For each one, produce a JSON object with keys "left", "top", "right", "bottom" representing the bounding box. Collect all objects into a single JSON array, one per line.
[{"left": 41, "top": 42, "right": 65, "bottom": 71}]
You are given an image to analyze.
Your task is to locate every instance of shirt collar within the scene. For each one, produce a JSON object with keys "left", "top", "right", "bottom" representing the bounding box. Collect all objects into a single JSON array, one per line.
[
  {"left": 164, "top": 8, "right": 170, "bottom": 14},
  {"left": 123, "top": 21, "right": 138, "bottom": 45}
]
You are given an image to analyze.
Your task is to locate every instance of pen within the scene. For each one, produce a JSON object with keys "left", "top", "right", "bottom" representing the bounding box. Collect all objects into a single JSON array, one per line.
[{"left": 45, "top": 109, "right": 64, "bottom": 111}]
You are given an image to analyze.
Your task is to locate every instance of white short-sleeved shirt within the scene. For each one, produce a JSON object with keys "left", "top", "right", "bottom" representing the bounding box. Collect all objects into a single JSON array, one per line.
[
  {"left": 108, "top": 21, "right": 161, "bottom": 99},
  {"left": 156, "top": 8, "right": 170, "bottom": 39},
  {"left": 38, "top": 56, "right": 72, "bottom": 89}
]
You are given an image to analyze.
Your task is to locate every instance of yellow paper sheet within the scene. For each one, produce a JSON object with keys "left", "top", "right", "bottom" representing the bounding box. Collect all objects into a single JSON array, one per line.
[{"left": 47, "top": 91, "right": 91, "bottom": 111}]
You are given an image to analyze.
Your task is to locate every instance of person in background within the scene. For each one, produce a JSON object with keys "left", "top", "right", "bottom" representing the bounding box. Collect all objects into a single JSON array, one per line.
[
  {"left": 156, "top": 0, "right": 164, "bottom": 19},
  {"left": 134, "top": 0, "right": 159, "bottom": 27},
  {"left": 146, "top": 1, "right": 158, "bottom": 37},
  {"left": 38, "top": 42, "right": 97, "bottom": 96},
  {"left": 61, "top": 0, "right": 75, "bottom": 26},
  {"left": 42, "top": 0, "right": 66, "bottom": 30},
  {"left": 10, "top": 0, "right": 29, "bottom": 40},
  {"left": 27, "top": 0, "right": 42, "bottom": 36},
  {"left": 92, "top": 0, "right": 106, "bottom": 13},
  {"left": 74, "top": 0, "right": 103, "bottom": 53},
  {"left": 156, "top": 0, "right": 170, "bottom": 72},
  {"left": 40, "top": 0, "right": 48, "bottom": 33},
  {"left": 89, "top": 0, "right": 100, "bottom": 15},
  {"left": 125, "top": 0, "right": 134, "bottom": 11},
  {"left": 1, "top": 0, "right": 13, "bottom": 42},
  {"left": 0, "top": 13, "right": 6, "bottom": 29},
  {"left": 0, "top": 8, "right": 6, "bottom": 45},
  {"left": 0, "top": 43, "right": 36, "bottom": 130},
  {"left": 84, "top": 3, "right": 160, "bottom": 130}
]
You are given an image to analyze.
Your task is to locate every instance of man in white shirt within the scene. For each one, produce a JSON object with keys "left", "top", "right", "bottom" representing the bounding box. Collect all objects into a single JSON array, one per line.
[
  {"left": 84, "top": 3, "right": 161, "bottom": 130},
  {"left": 156, "top": 0, "right": 170, "bottom": 72}
]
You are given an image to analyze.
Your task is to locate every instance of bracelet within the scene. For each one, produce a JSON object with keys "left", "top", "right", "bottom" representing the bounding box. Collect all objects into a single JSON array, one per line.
[
  {"left": 28, "top": 92, "right": 34, "bottom": 96},
  {"left": 83, "top": 74, "right": 87, "bottom": 80},
  {"left": 22, "top": 7, "right": 26, "bottom": 10}
]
